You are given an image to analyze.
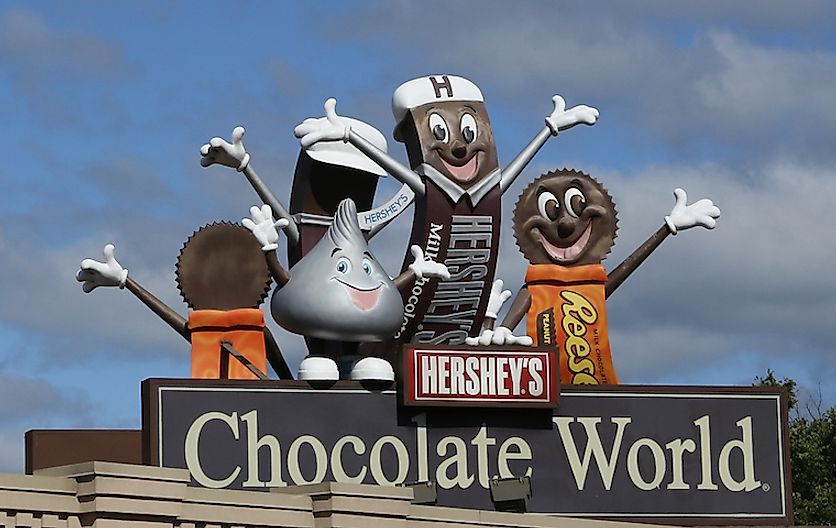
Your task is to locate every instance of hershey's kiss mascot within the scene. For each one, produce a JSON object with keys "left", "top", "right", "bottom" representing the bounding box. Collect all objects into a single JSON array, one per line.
[{"left": 243, "top": 198, "right": 449, "bottom": 381}]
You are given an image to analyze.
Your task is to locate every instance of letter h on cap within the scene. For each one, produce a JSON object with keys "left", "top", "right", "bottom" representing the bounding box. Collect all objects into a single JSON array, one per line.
[{"left": 429, "top": 75, "right": 453, "bottom": 99}]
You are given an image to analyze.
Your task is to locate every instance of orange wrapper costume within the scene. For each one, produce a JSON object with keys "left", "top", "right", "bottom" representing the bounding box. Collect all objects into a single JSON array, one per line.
[
  {"left": 188, "top": 308, "right": 267, "bottom": 380},
  {"left": 525, "top": 264, "right": 619, "bottom": 385}
]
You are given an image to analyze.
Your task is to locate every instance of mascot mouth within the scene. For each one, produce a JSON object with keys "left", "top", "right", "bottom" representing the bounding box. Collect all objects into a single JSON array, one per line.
[
  {"left": 533, "top": 223, "right": 592, "bottom": 263},
  {"left": 439, "top": 154, "right": 479, "bottom": 183},
  {"left": 335, "top": 279, "right": 382, "bottom": 311}
]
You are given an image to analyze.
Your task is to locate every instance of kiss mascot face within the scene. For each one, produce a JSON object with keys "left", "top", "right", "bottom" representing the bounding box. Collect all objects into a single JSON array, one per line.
[
  {"left": 392, "top": 76, "right": 502, "bottom": 345},
  {"left": 513, "top": 169, "right": 620, "bottom": 385},
  {"left": 271, "top": 199, "right": 404, "bottom": 342}
]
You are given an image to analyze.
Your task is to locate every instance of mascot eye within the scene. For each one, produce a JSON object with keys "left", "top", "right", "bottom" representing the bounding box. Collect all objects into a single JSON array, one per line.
[
  {"left": 336, "top": 257, "right": 351, "bottom": 274},
  {"left": 429, "top": 113, "right": 449, "bottom": 143},
  {"left": 537, "top": 191, "right": 559, "bottom": 220},
  {"left": 362, "top": 258, "right": 373, "bottom": 275},
  {"left": 460, "top": 114, "right": 477, "bottom": 144},
  {"left": 564, "top": 187, "right": 586, "bottom": 218}
]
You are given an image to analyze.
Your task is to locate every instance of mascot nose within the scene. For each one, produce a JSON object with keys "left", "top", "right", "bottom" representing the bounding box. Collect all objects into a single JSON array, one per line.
[
  {"left": 450, "top": 140, "right": 467, "bottom": 159},
  {"left": 557, "top": 217, "right": 575, "bottom": 239}
]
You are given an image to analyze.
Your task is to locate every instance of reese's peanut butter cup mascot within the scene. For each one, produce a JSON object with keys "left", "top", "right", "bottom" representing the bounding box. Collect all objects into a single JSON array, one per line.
[
  {"left": 295, "top": 75, "right": 599, "bottom": 346},
  {"left": 467, "top": 169, "right": 721, "bottom": 385},
  {"left": 76, "top": 223, "right": 292, "bottom": 380},
  {"left": 242, "top": 198, "right": 449, "bottom": 382}
]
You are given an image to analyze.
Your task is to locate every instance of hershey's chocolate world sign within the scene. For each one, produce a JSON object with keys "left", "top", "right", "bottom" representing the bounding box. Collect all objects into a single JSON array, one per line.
[{"left": 143, "top": 380, "right": 790, "bottom": 523}]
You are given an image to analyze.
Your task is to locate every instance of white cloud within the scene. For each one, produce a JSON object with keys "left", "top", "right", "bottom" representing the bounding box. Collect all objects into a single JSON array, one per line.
[
  {"left": 0, "top": 7, "right": 137, "bottom": 126},
  {"left": 0, "top": 374, "right": 95, "bottom": 473},
  {"left": 341, "top": 3, "right": 836, "bottom": 163},
  {"left": 0, "top": 7, "right": 130, "bottom": 77},
  {"left": 596, "top": 159, "right": 836, "bottom": 401},
  {"left": 685, "top": 32, "right": 836, "bottom": 146}
]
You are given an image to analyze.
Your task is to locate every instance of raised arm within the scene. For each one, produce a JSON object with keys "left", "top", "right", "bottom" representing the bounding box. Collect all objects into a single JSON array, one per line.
[
  {"left": 242, "top": 205, "right": 292, "bottom": 288},
  {"left": 77, "top": 244, "right": 189, "bottom": 340},
  {"left": 348, "top": 129, "right": 425, "bottom": 196},
  {"left": 393, "top": 245, "right": 450, "bottom": 294},
  {"left": 125, "top": 278, "right": 189, "bottom": 340},
  {"left": 294, "top": 99, "right": 426, "bottom": 196},
  {"left": 465, "top": 282, "right": 533, "bottom": 347},
  {"left": 200, "top": 126, "right": 300, "bottom": 245},
  {"left": 606, "top": 188, "right": 721, "bottom": 298},
  {"left": 605, "top": 226, "right": 669, "bottom": 299},
  {"left": 500, "top": 95, "right": 599, "bottom": 193}
]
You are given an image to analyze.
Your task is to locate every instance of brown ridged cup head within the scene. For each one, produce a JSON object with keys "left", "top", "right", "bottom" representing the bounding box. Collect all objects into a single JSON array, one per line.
[
  {"left": 176, "top": 222, "right": 272, "bottom": 310},
  {"left": 513, "top": 169, "right": 618, "bottom": 266}
]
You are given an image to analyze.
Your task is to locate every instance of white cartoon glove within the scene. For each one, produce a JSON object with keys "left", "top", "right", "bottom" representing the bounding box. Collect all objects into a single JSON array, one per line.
[
  {"left": 408, "top": 245, "right": 450, "bottom": 281},
  {"left": 485, "top": 279, "right": 512, "bottom": 319},
  {"left": 545, "top": 95, "right": 600, "bottom": 136},
  {"left": 293, "top": 98, "right": 351, "bottom": 149},
  {"left": 664, "top": 188, "right": 721, "bottom": 235},
  {"left": 76, "top": 244, "right": 128, "bottom": 293},
  {"left": 242, "top": 204, "right": 289, "bottom": 251},
  {"left": 200, "top": 126, "right": 250, "bottom": 172},
  {"left": 465, "top": 327, "right": 534, "bottom": 347}
]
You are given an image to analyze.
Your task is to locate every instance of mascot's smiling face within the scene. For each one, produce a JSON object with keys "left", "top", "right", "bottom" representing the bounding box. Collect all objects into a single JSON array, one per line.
[
  {"left": 513, "top": 169, "right": 618, "bottom": 266},
  {"left": 270, "top": 199, "right": 404, "bottom": 341},
  {"left": 399, "top": 100, "right": 499, "bottom": 189}
]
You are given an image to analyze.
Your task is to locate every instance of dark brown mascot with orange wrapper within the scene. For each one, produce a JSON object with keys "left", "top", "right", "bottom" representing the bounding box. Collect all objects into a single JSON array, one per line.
[{"left": 468, "top": 169, "right": 721, "bottom": 385}]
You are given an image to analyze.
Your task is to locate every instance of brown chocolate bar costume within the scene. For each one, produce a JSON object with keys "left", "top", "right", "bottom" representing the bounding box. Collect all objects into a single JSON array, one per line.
[
  {"left": 394, "top": 171, "right": 501, "bottom": 344},
  {"left": 328, "top": 75, "right": 599, "bottom": 351}
]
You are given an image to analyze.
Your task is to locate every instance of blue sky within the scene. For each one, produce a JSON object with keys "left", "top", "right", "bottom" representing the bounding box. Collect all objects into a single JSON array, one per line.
[{"left": 1, "top": 1, "right": 835, "bottom": 471}]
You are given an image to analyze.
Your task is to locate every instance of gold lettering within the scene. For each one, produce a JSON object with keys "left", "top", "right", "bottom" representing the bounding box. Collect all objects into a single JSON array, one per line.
[
  {"left": 569, "top": 356, "right": 596, "bottom": 375},
  {"left": 565, "top": 335, "right": 590, "bottom": 358},
  {"left": 572, "top": 372, "right": 599, "bottom": 385},
  {"left": 560, "top": 291, "right": 598, "bottom": 324},
  {"left": 560, "top": 290, "right": 599, "bottom": 384}
]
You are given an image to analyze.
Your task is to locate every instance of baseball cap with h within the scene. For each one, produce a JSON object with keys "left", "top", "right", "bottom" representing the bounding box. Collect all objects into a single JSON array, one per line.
[{"left": 392, "top": 75, "right": 483, "bottom": 141}]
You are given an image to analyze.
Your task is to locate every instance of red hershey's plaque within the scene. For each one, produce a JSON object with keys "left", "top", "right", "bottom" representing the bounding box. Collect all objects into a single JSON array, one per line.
[{"left": 402, "top": 345, "right": 559, "bottom": 408}]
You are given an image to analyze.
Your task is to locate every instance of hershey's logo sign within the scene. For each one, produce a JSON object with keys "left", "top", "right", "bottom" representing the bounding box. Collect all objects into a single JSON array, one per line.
[{"left": 403, "top": 346, "right": 558, "bottom": 407}]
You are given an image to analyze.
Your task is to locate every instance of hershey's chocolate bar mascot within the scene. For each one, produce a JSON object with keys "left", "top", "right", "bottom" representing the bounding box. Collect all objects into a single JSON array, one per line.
[{"left": 295, "top": 75, "right": 598, "bottom": 346}]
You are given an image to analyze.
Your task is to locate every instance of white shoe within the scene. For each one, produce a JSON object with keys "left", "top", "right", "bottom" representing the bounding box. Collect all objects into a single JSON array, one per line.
[
  {"left": 350, "top": 357, "right": 395, "bottom": 382},
  {"left": 298, "top": 356, "right": 339, "bottom": 381}
]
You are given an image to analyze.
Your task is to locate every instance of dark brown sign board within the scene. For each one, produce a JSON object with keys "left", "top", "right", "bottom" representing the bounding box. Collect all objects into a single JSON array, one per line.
[
  {"left": 402, "top": 346, "right": 559, "bottom": 408},
  {"left": 25, "top": 429, "right": 143, "bottom": 474},
  {"left": 142, "top": 379, "right": 791, "bottom": 524}
]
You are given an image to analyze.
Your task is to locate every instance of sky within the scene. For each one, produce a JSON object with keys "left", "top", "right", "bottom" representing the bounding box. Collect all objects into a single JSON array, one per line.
[{"left": 1, "top": 1, "right": 835, "bottom": 472}]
